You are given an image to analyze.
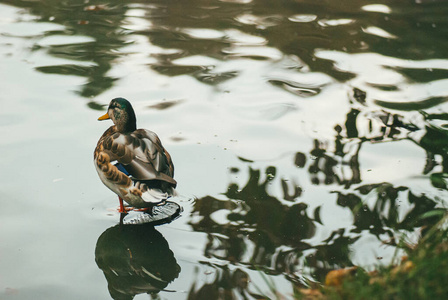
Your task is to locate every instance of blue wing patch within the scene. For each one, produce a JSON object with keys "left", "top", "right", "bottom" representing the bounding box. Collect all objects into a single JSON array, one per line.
[{"left": 114, "top": 162, "right": 130, "bottom": 176}]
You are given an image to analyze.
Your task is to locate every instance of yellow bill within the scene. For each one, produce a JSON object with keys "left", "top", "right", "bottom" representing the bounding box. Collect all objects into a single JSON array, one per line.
[{"left": 98, "top": 112, "right": 110, "bottom": 121}]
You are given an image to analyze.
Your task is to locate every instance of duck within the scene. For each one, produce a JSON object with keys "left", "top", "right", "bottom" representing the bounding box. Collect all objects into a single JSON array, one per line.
[{"left": 94, "top": 97, "right": 177, "bottom": 213}]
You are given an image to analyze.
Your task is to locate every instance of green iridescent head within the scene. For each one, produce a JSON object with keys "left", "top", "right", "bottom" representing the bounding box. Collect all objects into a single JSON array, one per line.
[{"left": 98, "top": 97, "right": 137, "bottom": 133}]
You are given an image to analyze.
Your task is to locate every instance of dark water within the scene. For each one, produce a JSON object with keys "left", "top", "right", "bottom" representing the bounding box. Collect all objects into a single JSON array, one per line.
[{"left": 1, "top": 0, "right": 448, "bottom": 299}]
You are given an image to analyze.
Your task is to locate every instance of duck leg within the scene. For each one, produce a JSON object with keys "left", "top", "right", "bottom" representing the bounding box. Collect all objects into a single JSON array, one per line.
[{"left": 118, "top": 197, "right": 131, "bottom": 213}]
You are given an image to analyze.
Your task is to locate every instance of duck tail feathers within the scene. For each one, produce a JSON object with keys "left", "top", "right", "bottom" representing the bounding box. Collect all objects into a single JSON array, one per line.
[{"left": 141, "top": 188, "right": 170, "bottom": 204}]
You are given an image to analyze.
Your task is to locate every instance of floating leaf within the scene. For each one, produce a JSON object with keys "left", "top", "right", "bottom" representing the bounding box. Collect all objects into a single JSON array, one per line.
[{"left": 325, "top": 267, "right": 358, "bottom": 287}]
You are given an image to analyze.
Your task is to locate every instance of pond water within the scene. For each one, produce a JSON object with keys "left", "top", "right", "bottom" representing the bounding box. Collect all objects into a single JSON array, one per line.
[{"left": 1, "top": 0, "right": 448, "bottom": 299}]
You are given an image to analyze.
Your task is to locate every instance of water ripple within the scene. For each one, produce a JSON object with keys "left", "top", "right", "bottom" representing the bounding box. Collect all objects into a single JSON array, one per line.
[
  {"left": 235, "top": 13, "right": 283, "bottom": 28},
  {"left": 361, "top": 4, "right": 392, "bottom": 14},
  {"left": 317, "top": 18, "right": 356, "bottom": 27},
  {"left": 269, "top": 79, "right": 322, "bottom": 98},
  {"left": 194, "top": 70, "right": 239, "bottom": 85},
  {"left": 222, "top": 46, "right": 283, "bottom": 60},
  {"left": 288, "top": 14, "right": 317, "bottom": 23},
  {"left": 2, "top": 0, "right": 448, "bottom": 296}
]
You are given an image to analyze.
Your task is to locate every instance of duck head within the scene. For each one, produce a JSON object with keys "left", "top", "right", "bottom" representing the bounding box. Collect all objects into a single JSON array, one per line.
[{"left": 98, "top": 97, "right": 137, "bottom": 133}]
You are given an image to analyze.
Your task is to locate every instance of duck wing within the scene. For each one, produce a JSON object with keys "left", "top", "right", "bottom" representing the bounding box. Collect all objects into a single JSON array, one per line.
[{"left": 102, "top": 129, "right": 176, "bottom": 187}]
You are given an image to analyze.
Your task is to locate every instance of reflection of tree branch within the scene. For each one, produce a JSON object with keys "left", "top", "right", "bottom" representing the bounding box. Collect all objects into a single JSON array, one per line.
[
  {"left": 361, "top": 107, "right": 448, "bottom": 189},
  {"left": 281, "top": 178, "right": 302, "bottom": 201},
  {"left": 308, "top": 135, "right": 362, "bottom": 188}
]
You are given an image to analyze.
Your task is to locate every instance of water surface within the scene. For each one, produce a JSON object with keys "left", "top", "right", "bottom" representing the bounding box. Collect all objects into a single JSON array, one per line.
[{"left": 1, "top": 0, "right": 448, "bottom": 299}]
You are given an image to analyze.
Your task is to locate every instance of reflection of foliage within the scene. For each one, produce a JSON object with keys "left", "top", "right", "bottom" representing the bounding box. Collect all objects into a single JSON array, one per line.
[
  {"left": 311, "top": 89, "right": 448, "bottom": 192},
  {"left": 226, "top": 168, "right": 316, "bottom": 246},
  {"left": 337, "top": 184, "right": 444, "bottom": 239},
  {"left": 192, "top": 166, "right": 317, "bottom": 262},
  {"left": 192, "top": 164, "right": 356, "bottom": 284},
  {"left": 4, "top": 0, "right": 127, "bottom": 97},
  {"left": 306, "top": 229, "right": 358, "bottom": 282},
  {"left": 6, "top": 0, "right": 448, "bottom": 100},
  {"left": 308, "top": 136, "right": 361, "bottom": 188},
  {"left": 187, "top": 88, "right": 448, "bottom": 292},
  {"left": 143, "top": 0, "right": 448, "bottom": 79},
  {"left": 190, "top": 106, "right": 447, "bottom": 285},
  {"left": 95, "top": 223, "right": 180, "bottom": 300},
  {"left": 415, "top": 112, "right": 448, "bottom": 189},
  {"left": 191, "top": 165, "right": 444, "bottom": 286}
]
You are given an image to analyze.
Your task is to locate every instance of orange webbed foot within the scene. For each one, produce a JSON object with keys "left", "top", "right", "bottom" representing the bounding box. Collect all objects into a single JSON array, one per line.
[{"left": 118, "top": 197, "right": 132, "bottom": 213}]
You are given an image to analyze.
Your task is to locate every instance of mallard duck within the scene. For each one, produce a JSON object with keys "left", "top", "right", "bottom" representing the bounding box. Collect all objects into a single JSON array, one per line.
[{"left": 94, "top": 97, "right": 176, "bottom": 213}]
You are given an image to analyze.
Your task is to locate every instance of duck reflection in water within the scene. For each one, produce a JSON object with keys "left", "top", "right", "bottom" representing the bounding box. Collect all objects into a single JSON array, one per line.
[{"left": 95, "top": 223, "right": 180, "bottom": 300}]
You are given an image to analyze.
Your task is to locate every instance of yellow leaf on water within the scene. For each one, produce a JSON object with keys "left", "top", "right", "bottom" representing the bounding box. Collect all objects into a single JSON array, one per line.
[{"left": 325, "top": 267, "right": 358, "bottom": 287}]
